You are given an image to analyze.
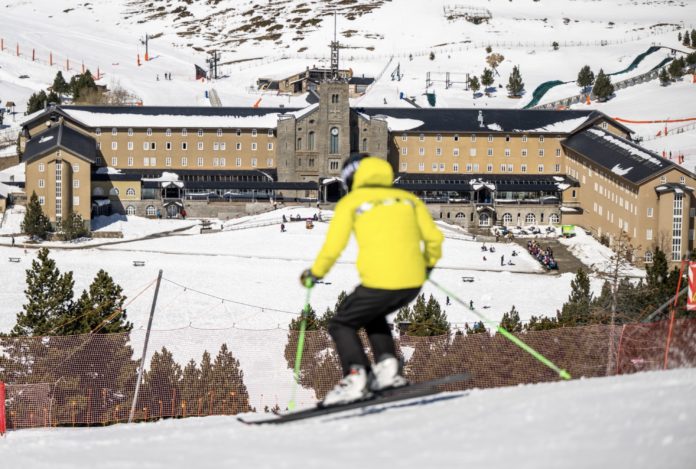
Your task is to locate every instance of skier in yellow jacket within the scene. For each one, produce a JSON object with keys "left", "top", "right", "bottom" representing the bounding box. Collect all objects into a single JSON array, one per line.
[{"left": 300, "top": 155, "right": 443, "bottom": 406}]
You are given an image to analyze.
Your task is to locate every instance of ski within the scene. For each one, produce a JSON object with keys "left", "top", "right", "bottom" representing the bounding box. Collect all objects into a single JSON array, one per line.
[{"left": 237, "top": 372, "right": 471, "bottom": 425}]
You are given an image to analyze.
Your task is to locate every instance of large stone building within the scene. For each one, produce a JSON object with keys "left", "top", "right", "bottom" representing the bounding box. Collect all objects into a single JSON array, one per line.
[{"left": 18, "top": 78, "right": 695, "bottom": 264}]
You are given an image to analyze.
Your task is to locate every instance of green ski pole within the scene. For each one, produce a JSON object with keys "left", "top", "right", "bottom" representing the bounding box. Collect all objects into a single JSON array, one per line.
[
  {"left": 288, "top": 281, "right": 314, "bottom": 411},
  {"left": 428, "top": 278, "right": 571, "bottom": 380}
]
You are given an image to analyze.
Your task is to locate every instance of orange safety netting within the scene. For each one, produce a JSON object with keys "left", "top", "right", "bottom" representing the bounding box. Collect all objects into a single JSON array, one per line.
[{"left": 1, "top": 318, "right": 694, "bottom": 431}]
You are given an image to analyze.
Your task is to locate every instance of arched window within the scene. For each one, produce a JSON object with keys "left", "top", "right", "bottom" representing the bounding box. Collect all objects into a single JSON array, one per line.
[
  {"left": 330, "top": 127, "right": 339, "bottom": 154},
  {"left": 296, "top": 137, "right": 302, "bottom": 151},
  {"left": 93, "top": 187, "right": 104, "bottom": 196},
  {"left": 126, "top": 188, "right": 136, "bottom": 196},
  {"left": 361, "top": 138, "right": 368, "bottom": 152},
  {"left": 549, "top": 213, "right": 560, "bottom": 224},
  {"left": 455, "top": 212, "right": 465, "bottom": 219},
  {"left": 525, "top": 213, "right": 536, "bottom": 224},
  {"left": 502, "top": 213, "right": 513, "bottom": 225},
  {"left": 126, "top": 205, "right": 136, "bottom": 216},
  {"left": 308, "top": 131, "right": 315, "bottom": 151},
  {"left": 109, "top": 187, "right": 120, "bottom": 196},
  {"left": 146, "top": 205, "right": 156, "bottom": 217},
  {"left": 479, "top": 212, "right": 491, "bottom": 227},
  {"left": 644, "top": 251, "right": 653, "bottom": 263}
]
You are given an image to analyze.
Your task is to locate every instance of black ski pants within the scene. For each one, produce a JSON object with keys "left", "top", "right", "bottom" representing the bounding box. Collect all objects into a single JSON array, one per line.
[{"left": 328, "top": 285, "right": 420, "bottom": 375}]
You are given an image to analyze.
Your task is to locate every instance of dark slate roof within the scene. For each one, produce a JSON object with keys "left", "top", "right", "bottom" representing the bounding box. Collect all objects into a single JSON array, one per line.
[
  {"left": 561, "top": 127, "right": 683, "bottom": 185},
  {"left": 395, "top": 173, "right": 569, "bottom": 192},
  {"left": 22, "top": 124, "right": 97, "bottom": 164},
  {"left": 349, "top": 76, "right": 375, "bottom": 85},
  {"left": 183, "top": 181, "right": 318, "bottom": 191},
  {"left": 63, "top": 105, "right": 299, "bottom": 118},
  {"left": 357, "top": 108, "right": 597, "bottom": 133}
]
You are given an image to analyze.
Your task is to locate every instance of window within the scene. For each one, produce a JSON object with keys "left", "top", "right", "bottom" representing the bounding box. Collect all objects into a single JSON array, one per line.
[
  {"left": 111, "top": 141, "right": 118, "bottom": 150},
  {"left": 112, "top": 128, "right": 118, "bottom": 136},
  {"left": 549, "top": 213, "right": 560, "bottom": 224},
  {"left": 473, "top": 164, "right": 479, "bottom": 172},
  {"left": 39, "top": 163, "right": 45, "bottom": 172},
  {"left": 165, "top": 157, "right": 172, "bottom": 167},
  {"left": 522, "top": 149, "right": 528, "bottom": 157},
  {"left": 216, "top": 128, "right": 222, "bottom": 137},
  {"left": 165, "top": 128, "right": 171, "bottom": 137},
  {"left": 268, "top": 129, "right": 274, "bottom": 137},
  {"left": 143, "top": 157, "right": 150, "bottom": 167},
  {"left": 150, "top": 142, "right": 156, "bottom": 150},
  {"left": 453, "top": 148, "right": 460, "bottom": 157},
  {"left": 436, "top": 148, "right": 442, "bottom": 156},
  {"left": 96, "top": 128, "right": 101, "bottom": 136},
  {"left": 197, "top": 142, "right": 204, "bottom": 151},
  {"left": 236, "top": 129, "right": 241, "bottom": 136},
  {"left": 221, "top": 142, "right": 227, "bottom": 151},
  {"left": 39, "top": 196, "right": 45, "bottom": 205},
  {"left": 418, "top": 162, "right": 425, "bottom": 171},
  {"left": 645, "top": 251, "right": 653, "bottom": 263},
  {"left": 571, "top": 189, "right": 577, "bottom": 198},
  {"left": 504, "top": 148, "right": 511, "bottom": 157},
  {"left": 680, "top": 176, "right": 686, "bottom": 184},
  {"left": 601, "top": 122, "right": 608, "bottom": 129},
  {"left": 554, "top": 164, "right": 561, "bottom": 173},
  {"left": 330, "top": 160, "right": 340, "bottom": 171},
  {"left": 143, "top": 142, "right": 149, "bottom": 151},
  {"left": 362, "top": 138, "right": 368, "bottom": 152},
  {"left": 556, "top": 148, "right": 561, "bottom": 157},
  {"left": 470, "top": 148, "right": 477, "bottom": 157},
  {"left": 251, "top": 142, "right": 257, "bottom": 151},
  {"left": 538, "top": 164, "right": 544, "bottom": 173},
  {"left": 128, "top": 157, "right": 133, "bottom": 167},
  {"left": 646, "top": 229, "right": 653, "bottom": 241},
  {"left": 331, "top": 94, "right": 339, "bottom": 104},
  {"left": 93, "top": 187, "right": 104, "bottom": 196},
  {"left": 181, "top": 157, "right": 188, "bottom": 167},
  {"left": 235, "top": 157, "right": 242, "bottom": 167},
  {"left": 197, "top": 157, "right": 204, "bottom": 167},
  {"left": 431, "top": 163, "right": 438, "bottom": 171},
  {"left": 471, "top": 135, "right": 476, "bottom": 142},
  {"left": 109, "top": 188, "right": 119, "bottom": 196},
  {"left": 220, "top": 157, "right": 226, "bottom": 167},
  {"left": 251, "top": 158, "right": 258, "bottom": 167},
  {"left": 502, "top": 213, "right": 513, "bottom": 225},
  {"left": 538, "top": 149, "right": 544, "bottom": 157},
  {"left": 38, "top": 179, "right": 45, "bottom": 188},
  {"left": 525, "top": 213, "right": 536, "bottom": 224},
  {"left": 453, "top": 134, "right": 459, "bottom": 142},
  {"left": 146, "top": 205, "right": 156, "bottom": 217},
  {"left": 111, "top": 157, "right": 118, "bottom": 166},
  {"left": 487, "top": 148, "right": 493, "bottom": 157},
  {"left": 182, "top": 128, "right": 187, "bottom": 136},
  {"left": 439, "top": 163, "right": 445, "bottom": 171},
  {"left": 660, "top": 176, "right": 666, "bottom": 183},
  {"left": 419, "top": 134, "right": 425, "bottom": 142},
  {"left": 296, "top": 138, "right": 302, "bottom": 151},
  {"left": 236, "top": 142, "right": 242, "bottom": 151},
  {"left": 479, "top": 213, "right": 491, "bottom": 227},
  {"left": 149, "top": 157, "right": 156, "bottom": 166},
  {"left": 166, "top": 142, "right": 172, "bottom": 151},
  {"left": 97, "top": 142, "right": 101, "bottom": 150},
  {"left": 486, "top": 164, "right": 493, "bottom": 172},
  {"left": 647, "top": 207, "right": 653, "bottom": 217},
  {"left": 251, "top": 129, "right": 257, "bottom": 137},
  {"left": 182, "top": 142, "right": 188, "bottom": 151},
  {"left": 128, "top": 142, "right": 134, "bottom": 151},
  {"left": 126, "top": 188, "right": 136, "bottom": 197},
  {"left": 96, "top": 157, "right": 103, "bottom": 165},
  {"left": 436, "top": 134, "right": 442, "bottom": 142},
  {"left": 73, "top": 164, "right": 79, "bottom": 172},
  {"left": 500, "top": 164, "right": 507, "bottom": 172},
  {"left": 521, "top": 164, "right": 527, "bottom": 173},
  {"left": 401, "top": 133, "right": 408, "bottom": 142},
  {"left": 330, "top": 128, "right": 339, "bottom": 153},
  {"left": 466, "top": 164, "right": 472, "bottom": 172},
  {"left": 401, "top": 162, "right": 408, "bottom": 171},
  {"left": 539, "top": 135, "right": 544, "bottom": 143},
  {"left": 453, "top": 163, "right": 459, "bottom": 172},
  {"left": 487, "top": 135, "right": 493, "bottom": 143},
  {"left": 507, "top": 164, "right": 513, "bottom": 172},
  {"left": 197, "top": 129, "right": 203, "bottom": 137}
]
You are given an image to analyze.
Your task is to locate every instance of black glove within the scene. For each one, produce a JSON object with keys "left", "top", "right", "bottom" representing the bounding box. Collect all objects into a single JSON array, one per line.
[
  {"left": 300, "top": 269, "right": 320, "bottom": 288},
  {"left": 426, "top": 267, "right": 434, "bottom": 279}
]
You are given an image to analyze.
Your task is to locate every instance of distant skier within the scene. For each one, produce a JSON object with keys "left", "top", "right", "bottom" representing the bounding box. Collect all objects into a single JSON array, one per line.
[
  {"left": 281, "top": 223, "right": 286, "bottom": 233},
  {"left": 11, "top": 236, "right": 15, "bottom": 247},
  {"left": 300, "top": 155, "right": 443, "bottom": 406},
  {"left": 500, "top": 254, "right": 504, "bottom": 266},
  {"left": 446, "top": 296, "right": 450, "bottom": 306}
]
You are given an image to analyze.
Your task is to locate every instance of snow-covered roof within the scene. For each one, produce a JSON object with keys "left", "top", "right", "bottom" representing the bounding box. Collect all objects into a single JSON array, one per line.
[
  {"left": 96, "top": 166, "right": 123, "bottom": 175},
  {"left": 65, "top": 109, "right": 284, "bottom": 129},
  {"left": 142, "top": 171, "right": 181, "bottom": 183}
]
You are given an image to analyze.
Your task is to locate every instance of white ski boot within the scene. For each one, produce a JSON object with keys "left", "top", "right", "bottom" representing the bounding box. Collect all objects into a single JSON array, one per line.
[
  {"left": 321, "top": 365, "right": 369, "bottom": 407},
  {"left": 369, "top": 355, "right": 408, "bottom": 391}
]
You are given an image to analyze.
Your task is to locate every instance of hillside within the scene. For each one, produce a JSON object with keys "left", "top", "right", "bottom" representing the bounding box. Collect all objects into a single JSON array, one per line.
[{"left": 3, "top": 367, "right": 694, "bottom": 469}]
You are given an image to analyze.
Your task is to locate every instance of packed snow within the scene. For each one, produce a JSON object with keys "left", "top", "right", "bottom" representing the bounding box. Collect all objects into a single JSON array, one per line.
[{"left": 2, "top": 367, "right": 694, "bottom": 469}]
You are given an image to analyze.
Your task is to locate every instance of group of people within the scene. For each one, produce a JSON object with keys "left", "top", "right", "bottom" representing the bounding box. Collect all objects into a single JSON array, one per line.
[
  {"left": 156, "top": 72, "right": 174, "bottom": 81},
  {"left": 280, "top": 212, "right": 322, "bottom": 232},
  {"left": 527, "top": 240, "right": 558, "bottom": 270}
]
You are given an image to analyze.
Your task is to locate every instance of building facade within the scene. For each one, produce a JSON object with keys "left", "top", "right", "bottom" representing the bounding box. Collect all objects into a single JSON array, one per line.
[{"left": 19, "top": 80, "right": 695, "bottom": 264}]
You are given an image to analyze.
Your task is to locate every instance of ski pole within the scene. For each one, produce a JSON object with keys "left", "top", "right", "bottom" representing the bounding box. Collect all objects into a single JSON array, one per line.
[
  {"left": 428, "top": 278, "right": 571, "bottom": 380},
  {"left": 288, "top": 281, "right": 314, "bottom": 411}
]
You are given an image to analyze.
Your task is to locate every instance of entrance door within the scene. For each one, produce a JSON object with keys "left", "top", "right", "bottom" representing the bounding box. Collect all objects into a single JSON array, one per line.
[{"left": 166, "top": 204, "right": 180, "bottom": 218}]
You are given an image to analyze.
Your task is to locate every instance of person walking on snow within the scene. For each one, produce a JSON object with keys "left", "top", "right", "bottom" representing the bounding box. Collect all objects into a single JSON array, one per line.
[{"left": 300, "top": 155, "right": 443, "bottom": 406}]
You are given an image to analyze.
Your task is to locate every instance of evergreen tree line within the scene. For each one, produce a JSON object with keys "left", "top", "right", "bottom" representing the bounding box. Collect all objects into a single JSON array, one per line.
[
  {"left": 677, "top": 29, "right": 696, "bottom": 48},
  {"left": 659, "top": 55, "right": 696, "bottom": 85},
  {"left": 26, "top": 71, "right": 100, "bottom": 114},
  {"left": 0, "top": 249, "right": 250, "bottom": 426},
  {"left": 576, "top": 65, "right": 614, "bottom": 101},
  {"left": 22, "top": 191, "right": 89, "bottom": 241}
]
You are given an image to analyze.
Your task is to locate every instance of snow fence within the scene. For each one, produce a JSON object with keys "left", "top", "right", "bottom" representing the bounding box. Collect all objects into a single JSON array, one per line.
[{"left": 0, "top": 318, "right": 695, "bottom": 432}]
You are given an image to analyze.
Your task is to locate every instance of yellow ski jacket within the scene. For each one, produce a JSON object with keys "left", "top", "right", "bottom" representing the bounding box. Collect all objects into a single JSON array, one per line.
[{"left": 311, "top": 157, "right": 443, "bottom": 290}]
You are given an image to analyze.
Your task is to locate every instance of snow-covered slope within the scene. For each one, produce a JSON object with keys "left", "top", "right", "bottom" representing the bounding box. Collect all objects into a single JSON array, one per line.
[{"left": 3, "top": 367, "right": 694, "bottom": 469}]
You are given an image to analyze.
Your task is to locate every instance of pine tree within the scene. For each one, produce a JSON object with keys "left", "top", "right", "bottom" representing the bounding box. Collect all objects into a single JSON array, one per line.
[
  {"left": 60, "top": 212, "right": 89, "bottom": 241},
  {"left": 52, "top": 71, "right": 68, "bottom": 94},
  {"left": 678, "top": 31, "right": 682, "bottom": 42},
  {"left": 12, "top": 248, "right": 75, "bottom": 336},
  {"left": 68, "top": 269, "right": 131, "bottom": 335},
  {"left": 691, "top": 29, "right": 696, "bottom": 48},
  {"left": 500, "top": 305, "right": 523, "bottom": 332},
  {"left": 684, "top": 33, "right": 691, "bottom": 47},
  {"left": 506, "top": 65, "right": 524, "bottom": 97},
  {"left": 469, "top": 75, "right": 481, "bottom": 96},
  {"left": 22, "top": 191, "right": 52, "bottom": 239},
  {"left": 686, "top": 52, "right": 696, "bottom": 66},
  {"left": 668, "top": 58, "right": 684, "bottom": 80},
  {"left": 180, "top": 358, "right": 201, "bottom": 409},
  {"left": 524, "top": 315, "right": 559, "bottom": 331},
  {"left": 557, "top": 268, "right": 592, "bottom": 326},
  {"left": 46, "top": 90, "right": 62, "bottom": 106},
  {"left": 465, "top": 321, "right": 487, "bottom": 335},
  {"left": 481, "top": 68, "right": 494, "bottom": 93},
  {"left": 317, "top": 290, "right": 346, "bottom": 329},
  {"left": 592, "top": 69, "right": 614, "bottom": 102},
  {"left": 429, "top": 51, "right": 435, "bottom": 61},
  {"left": 577, "top": 65, "right": 595, "bottom": 89},
  {"left": 399, "top": 294, "right": 450, "bottom": 336},
  {"left": 288, "top": 304, "right": 320, "bottom": 331},
  {"left": 659, "top": 67, "right": 671, "bottom": 86},
  {"left": 552, "top": 41, "right": 559, "bottom": 51},
  {"left": 211, "top": 343, "right": 251, "bottom": 414},
  {"left": 26, "top": 90, "right": 48, "bottom": 114},
  {"left": 142, "top": 347, "right": 183, "bottom": 417}
]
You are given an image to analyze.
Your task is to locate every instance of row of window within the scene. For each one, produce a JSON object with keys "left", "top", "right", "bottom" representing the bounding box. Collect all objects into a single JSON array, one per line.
[
  {"left": 38, "top": 195, "right": 80, "bottom": 206},
  {"left": 593, "top": 182, "right": 639, "bottom": 216},
  {"left": 401, "top": 147, "right": 562, "bottom": 157},
  {"left": 470, "top": 212, "right": 559, "bottom": 226},
  {"left": 100, "top": 141, "right": 274, "bottom": 152},
  {"left": 401, "top": 134, "right": 554, "bottom": 143},
  {"left": 93, "top": 187, "right": 136, "bottom": 197},
  {"left": 103, "top": 156, "right": 274, "bottom": 168},
  {"left": 400, "top": 162, "right": 561, "bottom": 173},
  {"left": 37, "top": 163, "right": 79, "bottom": 173},
  {"left": 96, "top": 128, "right": 274, "bottom": 138}
]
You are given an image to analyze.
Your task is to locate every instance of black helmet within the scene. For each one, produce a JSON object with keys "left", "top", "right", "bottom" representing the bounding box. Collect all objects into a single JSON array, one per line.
[{"left": 340, "top": 154, "right": 368, "bottom": 192}]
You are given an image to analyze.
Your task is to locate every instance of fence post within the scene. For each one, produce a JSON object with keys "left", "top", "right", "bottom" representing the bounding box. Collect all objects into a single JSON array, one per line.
[
  {"left": 129, "top": 269, "right": 163, "bottom": 424},
  {"left": 0, "top": 381, "right": 5, "bottom": 436}
]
